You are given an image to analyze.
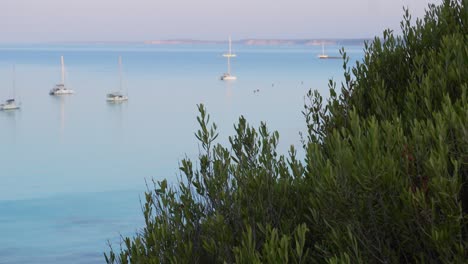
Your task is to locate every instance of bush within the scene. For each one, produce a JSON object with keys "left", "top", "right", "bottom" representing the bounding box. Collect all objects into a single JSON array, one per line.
[{"left": 105, "top": 0, "right": 467, "bottom": 263}]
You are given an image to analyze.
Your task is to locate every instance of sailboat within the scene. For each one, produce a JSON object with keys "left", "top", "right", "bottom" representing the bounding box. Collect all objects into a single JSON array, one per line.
[
  {"left": 107, "top": 56, "right": 128, "bottom": 102},
  {"left": 0, "top": 65, "right": 20, "bottom": 111},
  {"left": 50, "top": 56, "right": 74, "bottom": 95},
  {"left": 318, "top": 43, "right": 329, "bottom": 59},
  {"left": 220, "top": 36, "right": 237, "bottom": 81}
]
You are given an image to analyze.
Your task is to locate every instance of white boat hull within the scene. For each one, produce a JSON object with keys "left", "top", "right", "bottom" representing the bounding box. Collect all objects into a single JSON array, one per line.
[
  {"left": 0, "top": 99, "right": 20, "bottom": 111},
  {"left": 107, "top": 91, "right": 128, "bottom": 102},
  {"left": 0, "top": 104, "right": 20, "bottom": 111},
  {"left": 50, "top": 88, "right": 74, "bottom": 95},
  {"left": 222, "top": 76, "right": 237, "bottom": 80},
  {"left": 221, "top": 74, "right": 237, "bottom": 81},
  {"left": 107, "top": 96, "right": 128, "bottom": 102}
]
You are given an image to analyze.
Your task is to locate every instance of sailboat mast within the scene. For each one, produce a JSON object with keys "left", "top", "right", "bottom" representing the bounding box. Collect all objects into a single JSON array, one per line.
[
  {"left": 12, "top": 64, "right": 16, "bottom": 98},
  {"left": 227, "top": 36, "right": 232, "bottom": 74},
  {"left": 322, "top": 43, "right": 325, "bottom": 55},
  {"left": 221, "top": 35, "right": 236, "bottom": 79},
  {"left": 61, "top": 56, "right": 65, "bottom": 85},
  {"left": 118, "top": 56, "right": 123, "bottom": 92},
  {"left": 227, "top": 35, "right": 233, "bottom": 75}
]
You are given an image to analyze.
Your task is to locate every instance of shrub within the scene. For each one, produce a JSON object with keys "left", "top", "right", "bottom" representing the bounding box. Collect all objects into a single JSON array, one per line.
[{"left": 105, "top": 0, "right": 467, "bottom": 263}]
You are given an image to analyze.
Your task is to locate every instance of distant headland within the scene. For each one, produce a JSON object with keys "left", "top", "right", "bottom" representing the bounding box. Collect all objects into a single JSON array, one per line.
[
  {"left": 142, "top": 38, "right": 369, "bottom": 46},
  {"left": 19, "top": 39, "right": 369, "bottom": 46}
]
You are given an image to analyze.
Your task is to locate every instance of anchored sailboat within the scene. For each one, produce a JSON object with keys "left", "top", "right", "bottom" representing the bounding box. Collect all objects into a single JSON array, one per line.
[
  {"left": 318, "top": 43, "right": 329, "bottom": 59},
  {"left": 220, "top": 36, "right": 237, "bottom": 81},
  {"left": 50, "top": 56, "right": 74, "bottom": 95},
  {"left": 107, "top": 56, "right": 128, "bottom": 103},
  {"left": 1, "top": 65, "right": 20, "bottom": 111}
]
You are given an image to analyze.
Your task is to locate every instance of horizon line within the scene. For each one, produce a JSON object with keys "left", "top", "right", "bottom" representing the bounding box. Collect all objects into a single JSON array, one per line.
[{"left": 0, "top": 38, "right": 373, "bottom": 45}]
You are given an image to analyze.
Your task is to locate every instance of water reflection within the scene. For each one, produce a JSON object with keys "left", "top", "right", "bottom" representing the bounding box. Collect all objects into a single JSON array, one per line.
[
  {"left": 50, "top": 96, "right": 67, "bottom": 138},
  {"left": 224, "top": 80, "right": 233, "bottom": 104},
  {"left": 107, "top": 101, "right": 127, "bottom": 134},
  {"left": 1, "top": 108, "right": 20, "bottom": 119},
  {"left": 0, "top": 110, "right": 20, "bottom": 142}
]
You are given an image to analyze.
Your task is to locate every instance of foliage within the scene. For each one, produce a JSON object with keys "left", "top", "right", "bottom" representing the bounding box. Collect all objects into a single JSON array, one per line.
[{"left": 105, "top": 0, "right": 467, "bottom": 263}]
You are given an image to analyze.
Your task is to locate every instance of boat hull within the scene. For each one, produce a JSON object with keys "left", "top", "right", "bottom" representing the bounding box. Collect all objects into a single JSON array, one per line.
[
  {"left": 220, "top": 75, "right": 237, "bottom": 81},
  {"left": 107, "top": 97, "right": 128, "bottom": 102},
  {"left": 106, "top": 92, "right": 128, "bottom": 102},
  {"left": 0, "top": 104, "right": 20, "bottom": 111},
  {"left": 50, "top": 89, "right": 74, "bottom": 95}
]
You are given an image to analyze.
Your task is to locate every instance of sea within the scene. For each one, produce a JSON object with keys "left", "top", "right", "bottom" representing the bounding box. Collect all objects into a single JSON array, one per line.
[{"left": 0, "top": 42, "right": 364, "bottom": 263}]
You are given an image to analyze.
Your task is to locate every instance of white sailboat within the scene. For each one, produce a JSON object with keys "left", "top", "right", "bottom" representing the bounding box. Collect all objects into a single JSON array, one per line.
[
  {"left": 50, "top": 56, "right": 74, "bottom": 95},
  {"left": 107, "top": 56, "right": 128, "bottom": 103},
  {"left": 220, "top": 36, "right": 237, "bottom": 81},
  {"left": 318, "top": 43, "right": 329, "bottom": 59},
  {"left": 1, "top": 65, "right": 20, "bottom": 111}
]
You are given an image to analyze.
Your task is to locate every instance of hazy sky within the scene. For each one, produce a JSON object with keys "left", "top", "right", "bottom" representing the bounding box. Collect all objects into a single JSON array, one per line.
[{"left": 2, "top": 0, "right": 439, "bottom": 42}]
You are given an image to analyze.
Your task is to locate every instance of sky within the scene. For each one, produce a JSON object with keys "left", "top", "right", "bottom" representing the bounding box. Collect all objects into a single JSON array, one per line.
[{"left": 1, "top": 0, "right": 440, "bottom": 43}]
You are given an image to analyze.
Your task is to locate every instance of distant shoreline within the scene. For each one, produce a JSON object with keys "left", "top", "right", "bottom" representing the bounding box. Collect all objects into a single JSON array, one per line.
[
  {"left": 143, "top": 39, "right": 369, "bottom": 46},
  {"left": 1, "top": 39, "right": 370, "bottom": 46}
]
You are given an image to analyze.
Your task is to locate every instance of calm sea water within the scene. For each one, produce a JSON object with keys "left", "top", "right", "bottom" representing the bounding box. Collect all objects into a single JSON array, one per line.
[{"left": 0, "top": 43, "right": 364, "bottom": 263}]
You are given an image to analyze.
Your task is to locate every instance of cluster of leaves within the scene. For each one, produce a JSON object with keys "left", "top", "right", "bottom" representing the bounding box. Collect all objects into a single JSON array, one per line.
[{"left": 106, "top": 0, "right": 467, "bottom": 263}]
